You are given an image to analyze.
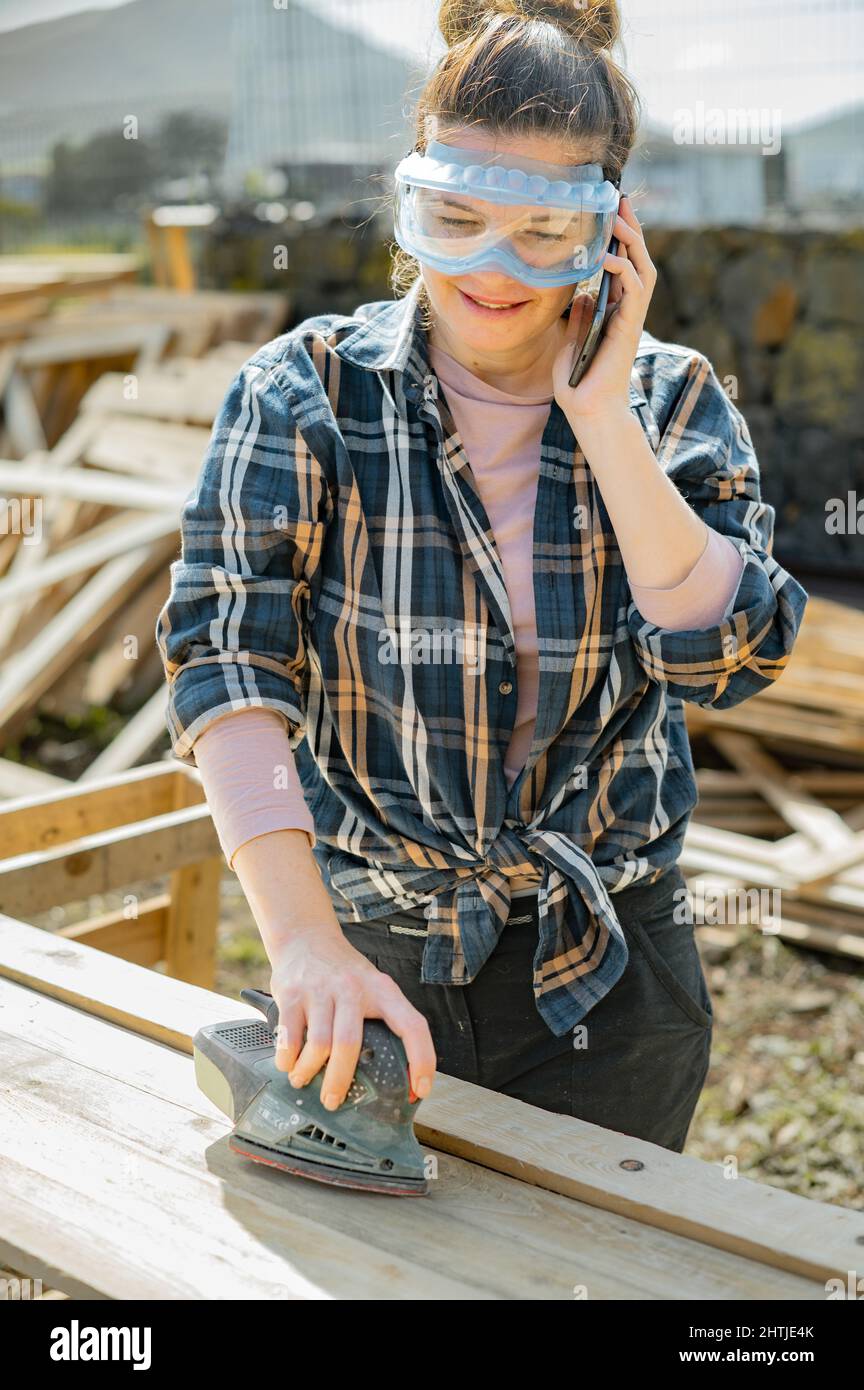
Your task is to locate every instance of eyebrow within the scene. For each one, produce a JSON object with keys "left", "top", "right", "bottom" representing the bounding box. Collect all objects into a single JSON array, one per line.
[{"left": 437, "top": 194, "right": 556, "bottom": 223}]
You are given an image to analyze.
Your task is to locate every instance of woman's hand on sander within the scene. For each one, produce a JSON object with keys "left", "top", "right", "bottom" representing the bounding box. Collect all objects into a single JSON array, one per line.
[{"left": 268, "top": 927, "right": 437, "bottom": 1111}]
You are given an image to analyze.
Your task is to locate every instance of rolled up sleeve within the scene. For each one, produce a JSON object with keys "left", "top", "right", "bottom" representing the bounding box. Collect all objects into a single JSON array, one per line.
[
  {"left": 627, "top": 351, "right": 809, "bottom": 709},
  {"left": 155, "top": 353, "right": 332, "bottom": 766}
]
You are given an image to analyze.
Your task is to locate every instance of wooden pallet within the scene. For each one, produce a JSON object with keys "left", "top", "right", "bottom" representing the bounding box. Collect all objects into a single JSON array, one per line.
[
  {"left": 0, "top": 271, "right": 290, "bottom": 764},
  {"left": 0, "top": 289, "right": 287, "bottom": 760},
  {"left": 0, "top": 255, "right": 140, "bottom": 335},
  {"left": 0, "top": 762, "right": 221, "bottom": 987},
  {"left": 0, "top": 914, "right": 856, "bottom": 1300}
]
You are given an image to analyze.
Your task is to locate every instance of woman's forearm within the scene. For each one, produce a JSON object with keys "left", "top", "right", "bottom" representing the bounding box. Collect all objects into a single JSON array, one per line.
[
  {"left": 191, "top": 707, "right": 342, "bottom": 963},
  {"left": 572, "top": 407, "right": 710, "bottom": 589},
  {"left": 233, "top": 828, "right": 345, "bottom": 964}
]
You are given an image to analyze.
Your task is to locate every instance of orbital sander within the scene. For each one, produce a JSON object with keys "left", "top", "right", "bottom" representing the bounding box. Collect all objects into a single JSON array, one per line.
[{"left": 193, "top": 987, "right": 430, "bottom": 1196}]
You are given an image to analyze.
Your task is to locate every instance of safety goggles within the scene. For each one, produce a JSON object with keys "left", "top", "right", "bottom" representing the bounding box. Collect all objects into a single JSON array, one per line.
[{"left": 392, "top": 138, "right": 620, "bottom": 290}]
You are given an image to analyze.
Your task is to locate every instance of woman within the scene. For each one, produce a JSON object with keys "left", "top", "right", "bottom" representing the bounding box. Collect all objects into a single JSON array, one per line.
[{"left": 156, "top": 0, "right": 808, "bottom": 1153}]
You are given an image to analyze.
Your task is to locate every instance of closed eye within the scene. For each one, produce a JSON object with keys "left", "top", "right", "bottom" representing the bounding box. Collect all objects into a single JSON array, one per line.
[{"left": 440, "top": 218, "right": 565, "bottom": 241}]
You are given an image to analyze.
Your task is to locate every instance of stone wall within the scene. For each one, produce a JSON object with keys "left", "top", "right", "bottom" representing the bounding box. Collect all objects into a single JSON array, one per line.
[{"left": 642, "top": 227, "right": 864, "bottom": 577}]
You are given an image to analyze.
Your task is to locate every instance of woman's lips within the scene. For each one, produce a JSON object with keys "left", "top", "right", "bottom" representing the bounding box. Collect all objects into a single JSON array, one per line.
[{"left": 458, "top": 288, "right": 529, "bottom": 318}]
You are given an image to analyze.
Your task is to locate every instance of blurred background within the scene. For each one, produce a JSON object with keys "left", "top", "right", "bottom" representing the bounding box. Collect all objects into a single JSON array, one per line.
[
  {"left": 1, "top": 0, "right": 862, "bottom": 577},
  {"left": 2, "top": 0, "right": 863, "bottom": 242},
  {"left": 1, "top": 1, "right": 863, "bottom": 1215}
]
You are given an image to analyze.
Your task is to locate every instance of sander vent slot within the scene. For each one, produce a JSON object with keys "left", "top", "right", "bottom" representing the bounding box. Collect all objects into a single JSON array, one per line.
[
  {"left": 298, "top": 1124, "right": 347, "bottom": 1150},
  {"left": 215, "top": 1021, "right": 275, "bottom": 1050}
]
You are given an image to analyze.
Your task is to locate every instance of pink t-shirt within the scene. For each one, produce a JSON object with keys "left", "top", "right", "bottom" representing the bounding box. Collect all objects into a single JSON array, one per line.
[{"left": 193, "top": 344, "right": 745, "bottom": 888}]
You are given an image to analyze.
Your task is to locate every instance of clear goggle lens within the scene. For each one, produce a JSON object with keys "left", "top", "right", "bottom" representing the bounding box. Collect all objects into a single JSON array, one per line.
[
  {"left": 404, "top": 186, "right": 607, "bottom": 272},
  {"left": 392, "top": 147, "right": 618, "bottom": 286}
]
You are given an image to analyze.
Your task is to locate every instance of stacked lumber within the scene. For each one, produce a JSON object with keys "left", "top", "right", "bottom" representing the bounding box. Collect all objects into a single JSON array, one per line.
[
  {"left": 0, "top": 275, "right": 289, "bottom": 454},
  {"left": 0, "top": 272, "right": 290, "bottom": 789},
  {"left": 0, "top": 253, "right": 140, "bottom": 333},
  {"left": 684, "top": 793, "right": 864, "bottom": 962},
  {"left": 683, "top": 595, "right": 864, "bottom": 960}
]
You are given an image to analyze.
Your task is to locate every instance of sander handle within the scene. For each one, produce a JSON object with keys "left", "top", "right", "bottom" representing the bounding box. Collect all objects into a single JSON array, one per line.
[{"left": 240, "top": 987, "right": 280, "bottom": 1035}]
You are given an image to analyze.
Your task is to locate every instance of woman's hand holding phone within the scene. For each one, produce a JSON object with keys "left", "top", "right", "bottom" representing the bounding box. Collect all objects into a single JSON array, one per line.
[
  {"left": 566, "top": 233, "right": 619, "bottom": 390},
  {"left": 552, "top": 194, "right": 658, "bottom": 426}
]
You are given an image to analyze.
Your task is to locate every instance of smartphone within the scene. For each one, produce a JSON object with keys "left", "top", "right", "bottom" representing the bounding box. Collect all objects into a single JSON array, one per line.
[{"left": 568, "top": 234, "right": 619, "bottom": 389}]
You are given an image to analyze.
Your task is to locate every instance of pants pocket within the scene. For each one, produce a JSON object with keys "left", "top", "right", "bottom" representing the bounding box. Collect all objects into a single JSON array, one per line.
[
  {"left": 568, "top": 916, "right": 713, "bottom": 1150},
  {"left": 624, "top": 908, "right": 713, "bottom": 1031}
]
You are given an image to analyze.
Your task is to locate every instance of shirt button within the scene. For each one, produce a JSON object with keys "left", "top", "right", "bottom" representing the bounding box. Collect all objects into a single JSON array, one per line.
[{"left": 499, "top": 680, "right": 513, "bottom": 695}]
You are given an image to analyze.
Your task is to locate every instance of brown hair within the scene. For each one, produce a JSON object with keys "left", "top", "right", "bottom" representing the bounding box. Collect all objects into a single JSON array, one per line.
[{"left": 390, "top": 0, "right": 641, "bottom": 326}]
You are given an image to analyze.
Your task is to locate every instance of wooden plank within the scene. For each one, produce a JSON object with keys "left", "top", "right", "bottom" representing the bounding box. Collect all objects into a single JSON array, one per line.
[
  {"left": 78, "top": 360, "right": 238, "bottom": 425},
  {"left": 0, "top": 760, "right": 67, "bottom": 799},
  {"left": 2, "top": 289, "right": 286, "bottom": 360},
  {"left": 785, "top": 832, "right": 864, "bottom": 890},
  {"left": 0, "top": 980, "right": 825, "bottom": 1301},
  {"left": 702, "top": 732, "right": 864, "bottom": 895},
  {"left": 3, "top": 366, "right": 46, "bottom": 455},
  {"left": 163, "top": 769, "right": 220, "bottom": 987},
  {"left": 0, "top": 1033, "right": 476, "bottom": 1300},
  {"left": 0, "top": 459, "right": 187, "bottom": 511},
  {"left": 708, "top": 730, "right": 859, "bottom": 850},
  {"left": 0, "top": 912, "right": 234, "bottom": 1049},
  {"left": 0, "top": 761, "right": 186, "bottom": 855},
  {"left": 57, "top": 897, "right": 167, "bottom": 966},
  {"left": 0, "top": 414, "right": 98, "bottom": 655},
  {"left": 0, "top": 535, "right": 177, "bottom": 734},
  {"left": 0, "top": 254, "right": 140, "bottom": 288},
  {"left": 0, "top": 511, "right": 178, "bottom": 602},
  {"left": 687, "top": 703, "right": 864, "bottom": 755},
  {"left": 683, "top": 822, "right": 864, "bottom": 911},
  {"left": 13, "top": 324, "right": 169, "bottom": 369},
  {"left": 697, "top": 767, "right": 864, "bottom": 800},
  {"left": 0, "top": 803, "right": 220, "bottom": 915},
  {"left": 771, "top": 802, "right": 864, "bottom": 868},
  {"left": 684, "top": 597, "right": 864, "bottom": 759},
  {"left": 688, "top": 875, "right": 864, "bottom": 960},
  {"left": 84, "top": 414, "right": 211, "bottom": 482},
  {"left": 76, "top": 570, "right": 171, "bottom": 708},
  {"left": 0, "top": 914, "right": 856, "bottom": 1286}
]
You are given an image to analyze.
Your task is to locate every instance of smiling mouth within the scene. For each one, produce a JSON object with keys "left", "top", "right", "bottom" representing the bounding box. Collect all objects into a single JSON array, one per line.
[{"left": 458, "top": 288, "right": 529, "bottom": 312}]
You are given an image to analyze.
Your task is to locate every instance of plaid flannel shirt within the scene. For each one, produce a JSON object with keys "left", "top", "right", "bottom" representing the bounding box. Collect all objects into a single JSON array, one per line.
[{"left": 155, "top": 277, "right": 809, "bottom": 1036}]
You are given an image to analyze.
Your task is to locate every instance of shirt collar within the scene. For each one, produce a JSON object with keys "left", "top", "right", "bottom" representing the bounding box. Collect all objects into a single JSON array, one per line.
[{"left": 331, "top": 277, "right": 430, "bottom": 391}]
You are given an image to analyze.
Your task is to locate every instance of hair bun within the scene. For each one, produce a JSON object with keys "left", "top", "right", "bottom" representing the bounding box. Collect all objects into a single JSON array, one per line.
[{"left": 439, "top": 0, "right": 620, "bottom": 52}]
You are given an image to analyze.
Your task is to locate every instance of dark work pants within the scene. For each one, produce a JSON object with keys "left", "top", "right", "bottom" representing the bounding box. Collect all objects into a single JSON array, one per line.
[{"left": 341, "top": 863, "right": 713, "bottom": 1153}]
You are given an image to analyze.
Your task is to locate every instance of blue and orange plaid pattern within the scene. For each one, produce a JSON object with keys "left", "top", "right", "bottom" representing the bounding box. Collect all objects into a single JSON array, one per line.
[{"left": 156, "top": 277, "right": 808, "bottom": 1036}]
